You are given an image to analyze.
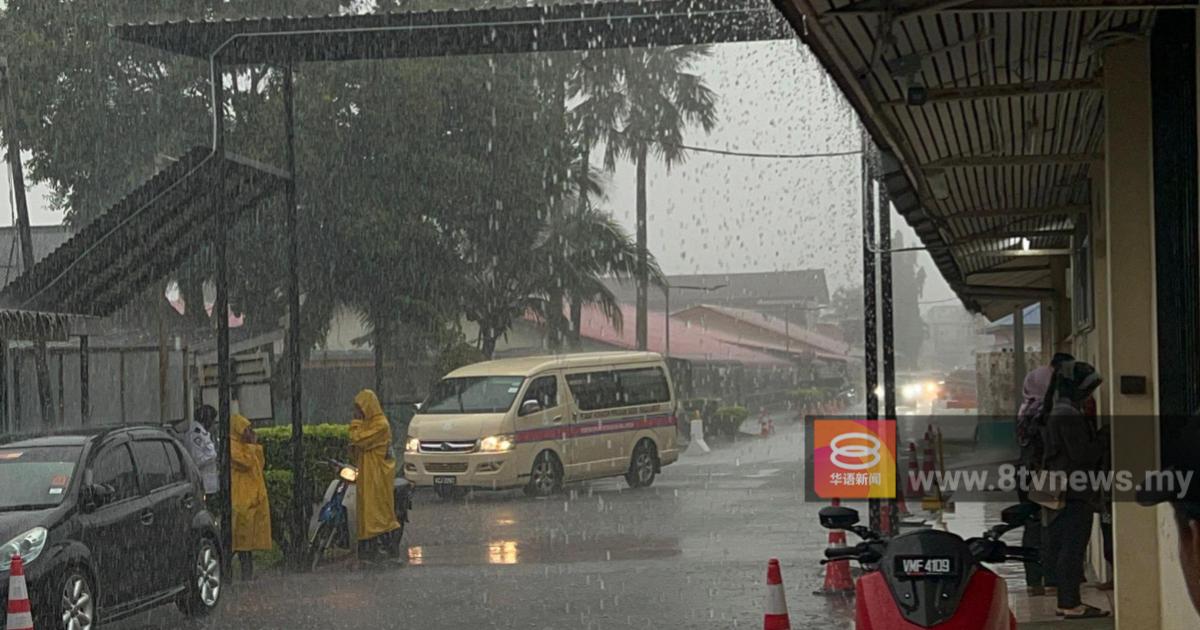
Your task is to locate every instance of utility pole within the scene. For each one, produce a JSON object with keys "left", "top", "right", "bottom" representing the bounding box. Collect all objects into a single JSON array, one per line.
[{"left": 1, "top": 57, "right": 56, "bottom": 427}]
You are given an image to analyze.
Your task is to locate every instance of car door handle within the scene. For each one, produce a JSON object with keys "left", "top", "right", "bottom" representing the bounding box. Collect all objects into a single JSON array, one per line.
[
  {"left": 140, "top": 509, "right": 155, "bottom": 526},
  {"left": 551, "top": 415, "right": 563, "bottom": 423}
]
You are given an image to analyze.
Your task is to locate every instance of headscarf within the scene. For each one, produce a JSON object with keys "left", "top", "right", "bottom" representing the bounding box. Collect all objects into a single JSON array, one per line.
[
  {"left": 1018, "top": 366, "right": 1055, "bottom": 420},
  {"left": 1053, "top": 360, "right": 1103, "bottom": 405}
]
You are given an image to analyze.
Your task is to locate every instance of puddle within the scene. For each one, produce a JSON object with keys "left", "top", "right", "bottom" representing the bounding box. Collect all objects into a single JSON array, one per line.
[{"left": 406, "top": 534, "right": 681, "bottom": 567}]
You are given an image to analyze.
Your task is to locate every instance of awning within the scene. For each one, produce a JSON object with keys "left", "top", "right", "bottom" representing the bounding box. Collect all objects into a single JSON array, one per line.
[
  {"left": 0, "top": 310, "right": 97, "bottom": 341},
  {"left": 771, "top": 0, "right": 1161, "bottom": 319},
  {"left": 113, "top": 0, "right": 790, "bottom": 64},
  {"left": 0, "top": 147, "right": 287, "bottom": 317}
]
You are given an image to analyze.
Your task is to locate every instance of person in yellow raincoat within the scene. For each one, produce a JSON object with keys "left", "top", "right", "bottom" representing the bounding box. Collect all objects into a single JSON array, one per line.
[
  {"left": 349, "top": 390, "right": 401, "bottom": 560},
  {"left": 230, "top": 413, "right": 272, "bottom": 579}
]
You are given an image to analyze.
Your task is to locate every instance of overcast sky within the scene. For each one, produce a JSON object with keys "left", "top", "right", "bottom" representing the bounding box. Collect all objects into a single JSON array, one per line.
[{"left": 1, "top": 39, "right": 961, "bottom": 310}]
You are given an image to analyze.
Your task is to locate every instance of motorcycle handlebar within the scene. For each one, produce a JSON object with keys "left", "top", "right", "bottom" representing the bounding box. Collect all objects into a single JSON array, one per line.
[
  {"left": 1003, "top": 546, "right": 1039, "bottom": 563},
  {"left": 824, "top": 543, "right": 869, "bottom": 561}
]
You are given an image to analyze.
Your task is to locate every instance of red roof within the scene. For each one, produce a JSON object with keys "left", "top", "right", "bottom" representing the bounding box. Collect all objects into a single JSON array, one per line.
[
  {"left": 572, "top": 304, "right": 789, "bottom": 367},
  {"left": 676, "top": 304, "right": 851, "bottom": 357}
]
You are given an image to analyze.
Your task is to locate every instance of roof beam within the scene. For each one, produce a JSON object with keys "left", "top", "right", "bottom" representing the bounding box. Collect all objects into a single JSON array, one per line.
[
  {"left": 951, "top": 229, "right": 1073, "bottom": 245},
  {"left": 945, "top": 205, "right": 1088, "bottom": 219},
  {"left": 958, "top": 285, "right": 1057, "bottom": 299},
  {"left": 965, "top": 264, "right": 1052, "bottom": 277},
  {"left": 963, "top": 248, "right": 1073, "bottom": 257},
  {"left": 924, "top": 153, "right": 1101, "bottom": 168},
  {"left": 882, "top": 78, "right": 1102, "bottom": 106},
  {"left": 828, "top": 0, "right": 1192, "bottom": 15}
]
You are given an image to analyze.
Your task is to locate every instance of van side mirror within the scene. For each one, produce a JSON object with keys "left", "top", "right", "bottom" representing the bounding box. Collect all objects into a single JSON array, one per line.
[
  {"left": 819, "top": 505, "right": 860, "bottom": 530},
  {"left": 520, "top": 399, "right": 542, "bottom": 416},
  {"left": 1000, "top": 503, "right": 1038, "bottom": 526}
]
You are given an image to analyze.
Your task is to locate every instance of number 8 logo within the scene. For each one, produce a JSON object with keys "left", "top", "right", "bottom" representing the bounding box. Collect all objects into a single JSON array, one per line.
[{"left": 829, "top": 432, "right": 882, "bottom": 470}]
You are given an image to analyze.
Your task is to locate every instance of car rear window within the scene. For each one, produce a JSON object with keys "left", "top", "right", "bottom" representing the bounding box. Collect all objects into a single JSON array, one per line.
[{"left": 0, "top": 445, "right": 81, "bottom": 511}]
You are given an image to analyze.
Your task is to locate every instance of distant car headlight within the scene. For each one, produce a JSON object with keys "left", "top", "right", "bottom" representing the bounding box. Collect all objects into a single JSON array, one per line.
[
  {"left": 405, "top": 437, "right": 421, "bottom": 454},
  {"left": 0, "top": 527, "right": 48, "bottom": 570},
  {"left": 478, "top": 434, "right": 515, "bottom": 453},
  {"left": 902, "top": 384, "right": 922, "bottom": 400}
]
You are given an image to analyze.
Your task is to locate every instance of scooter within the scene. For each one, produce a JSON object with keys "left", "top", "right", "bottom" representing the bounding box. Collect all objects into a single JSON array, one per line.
[
  {"left": 308, "top": 459, "right": 413, "bottom": 571},
  {"left": 819, "top": 502, "right": 1039, "bottom": 629}
]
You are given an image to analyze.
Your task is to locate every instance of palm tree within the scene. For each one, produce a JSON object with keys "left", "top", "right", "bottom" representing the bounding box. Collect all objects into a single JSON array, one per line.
[
  {"left": 570, "top": 47, "right": 718, "bottom": 350},
  {"left": 536, "top": 196, "right": 664, "bottom": 350}
]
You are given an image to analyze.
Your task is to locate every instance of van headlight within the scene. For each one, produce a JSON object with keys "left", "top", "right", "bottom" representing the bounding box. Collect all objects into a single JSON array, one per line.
[
  {"left": 0, "top": 527, "right": 48, "bottom": 570},
  {"left": 405, "top": 437, "right": 421, "bottom": 454},
  {"left": 478, "top": 434, "right": 515, "bottom": 453}
]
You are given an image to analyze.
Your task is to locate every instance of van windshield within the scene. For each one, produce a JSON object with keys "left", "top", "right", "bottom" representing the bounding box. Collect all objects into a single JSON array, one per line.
[{"left": 422, "top": 376, "right": 526, "bottom": 414}]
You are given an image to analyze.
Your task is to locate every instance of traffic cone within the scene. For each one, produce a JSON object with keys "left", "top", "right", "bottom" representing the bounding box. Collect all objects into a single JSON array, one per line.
[
  {"left": 813, "top": 500, "right": 855, "bottom": 596},
  {"left": 763, "top": 559, "right": 791, "bottom": 630},
  {"left": 6, "top": 554, "right": 34, "bottom": 630}
]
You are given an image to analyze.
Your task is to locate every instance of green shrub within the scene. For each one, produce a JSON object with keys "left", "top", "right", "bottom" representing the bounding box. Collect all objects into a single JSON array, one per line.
[
  {"left": 791, "top": 387, "right": 825, "bottom": 405},
  {"left": 257, "top": 423, "right": 350, "bottom": 502},
  {"left": 709, "top": 405, "right": 749, "bottom": 438},
  {"left": 263, "top": 469, "right": 297, "bottom": 557}
]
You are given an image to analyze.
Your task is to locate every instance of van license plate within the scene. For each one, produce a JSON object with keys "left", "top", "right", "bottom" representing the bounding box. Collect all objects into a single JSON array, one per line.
[{"left": 433, "top": 476, "right": 456, "bottom": 487}]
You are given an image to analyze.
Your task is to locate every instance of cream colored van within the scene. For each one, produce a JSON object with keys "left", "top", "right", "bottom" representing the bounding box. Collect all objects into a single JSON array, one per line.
[{"left": 403, "top": 352, "right": 680, "bottom": 498}]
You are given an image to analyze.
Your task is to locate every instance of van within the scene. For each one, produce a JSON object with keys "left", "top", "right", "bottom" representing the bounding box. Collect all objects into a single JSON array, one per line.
[{"left": 403, "top": 351, "right": 680, "bottom": 498}]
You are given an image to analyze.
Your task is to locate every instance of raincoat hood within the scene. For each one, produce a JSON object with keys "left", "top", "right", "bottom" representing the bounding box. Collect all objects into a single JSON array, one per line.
[
  {"left": 231, "top": 413, "right": 252, "bottom": 441},
  {"left": 355, "top": 389, "right": 385, "bottom": 420}
]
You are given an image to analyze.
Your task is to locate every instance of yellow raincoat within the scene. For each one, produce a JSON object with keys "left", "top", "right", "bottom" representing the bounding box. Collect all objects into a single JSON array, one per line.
[
  {"left": 230, "top": 414, "right": 273, "bottom": 552},
  {"left": 349, "top": 390, "right": 401, "bottom": 541}
]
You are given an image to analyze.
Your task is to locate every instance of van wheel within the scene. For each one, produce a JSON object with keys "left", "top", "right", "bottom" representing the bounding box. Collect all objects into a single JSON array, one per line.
[
  {"left": 625, "top": 440, "right": 658, "bottom": 489},
  {"left": 524, "top": 451, "right": 563, "bottom": 497}
]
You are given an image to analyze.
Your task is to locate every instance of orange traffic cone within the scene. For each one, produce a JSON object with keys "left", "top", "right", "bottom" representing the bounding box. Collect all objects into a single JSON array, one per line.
[
  {"left": 6, "top": 554, "right": 34, "bottom": 630},
  {"left": 763, "top": 559, "right": 791, "bottom": 630},
  {"left": 814, "top": 500, "right": 855, "bottom": 596}
]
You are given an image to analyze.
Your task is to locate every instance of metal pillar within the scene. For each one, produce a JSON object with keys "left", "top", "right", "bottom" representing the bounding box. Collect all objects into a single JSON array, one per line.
[
  {"left": 664, "top": 284, "right": 671, "bottom": 358},
  {"left": 211, "top": 58, "right": 234, "bottom": 566},
  {"left": 0, "top": 341, "right": 7, "bottom": 432},
  {"left": 879, "top": 165, "right": 898, "bottom": 536},
  {"left": 283, "top": 63, "right": 308, "bottom": 567},
  {"left": 861, "top": 140, "right": 881, "bottom": 533},
  {"left": 1013, "top": 306, "right": 1026, "bottom": 415},
  {"left": 79, "top": 336, "right": 89, "bottom": 426}
]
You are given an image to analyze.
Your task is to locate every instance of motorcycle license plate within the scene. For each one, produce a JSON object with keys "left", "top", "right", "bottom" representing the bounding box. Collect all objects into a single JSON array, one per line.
[
  {"left": 894, "top": 556, "right": 958, "bottom": 578},
  {"left": 433, "top": 476, "right": 457, "bottom": 487}
]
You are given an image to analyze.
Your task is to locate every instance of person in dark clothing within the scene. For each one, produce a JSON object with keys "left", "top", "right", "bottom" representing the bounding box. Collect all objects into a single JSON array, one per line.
[
  {"left": 1014, "top": 352, "right": 1073, "bottom": 595},
  {"left": 1042, "top": 360, "right": 1108, "bottom": 619}
]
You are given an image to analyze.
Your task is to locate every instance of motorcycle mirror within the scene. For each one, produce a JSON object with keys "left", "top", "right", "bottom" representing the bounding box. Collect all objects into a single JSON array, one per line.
[
  {"left": 1000, "top": 503, "right": 1039, "bottom": 526},
  {"left": 819, "top": 505, "right": 860, "bottom": 530}
]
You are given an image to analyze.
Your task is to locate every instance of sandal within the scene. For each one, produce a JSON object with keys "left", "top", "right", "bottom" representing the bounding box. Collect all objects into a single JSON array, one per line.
[{"left": 1061, "top": 605, "right": 1111, "bottom": 620}]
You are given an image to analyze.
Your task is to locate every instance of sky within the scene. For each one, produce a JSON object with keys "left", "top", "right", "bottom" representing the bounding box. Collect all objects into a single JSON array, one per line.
[{"left": 0, "top": 39, "right": 961, "bottom": 311}]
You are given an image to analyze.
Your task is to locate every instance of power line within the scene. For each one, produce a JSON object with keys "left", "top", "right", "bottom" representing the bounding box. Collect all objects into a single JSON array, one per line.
[{"left": 666, "top": 142, "right": 863, "bottom": 160}]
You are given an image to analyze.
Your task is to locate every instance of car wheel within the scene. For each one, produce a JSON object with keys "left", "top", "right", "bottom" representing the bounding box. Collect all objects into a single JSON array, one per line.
[
  {"left": 178, "top": 537, "right": 222, "bottom": 617},
  {"left": 53, "top": 569, "right": 96, "bottom": 630},
  {"left": 523, "top": 451, "right": 563, "bottom": 497},
  {"left": 625, "top": 440, "right": 658, "bottom": 489}
]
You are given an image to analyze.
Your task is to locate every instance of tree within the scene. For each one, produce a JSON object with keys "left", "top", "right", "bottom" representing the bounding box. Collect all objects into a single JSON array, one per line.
[{"left": 572, "top": 47, "right": 718, "bottom": 350}]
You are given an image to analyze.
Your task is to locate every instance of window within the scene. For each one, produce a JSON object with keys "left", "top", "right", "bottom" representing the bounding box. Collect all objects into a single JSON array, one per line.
[
  {"left": 92, "top": 444, "right": 139, "bottom": 502},
  {"left": 423, "top": 376, "right": 526, "bottom": 414},
  {"left": 566, "top": 371, "right": 621, "bottom": 411},
  {"left": 162, "top": 441, "right": 187, "bottom": 485},
  {"left": 131, "top": 440, "right": 172, "bottom": 493},
  {"left": 0, "top": 446, "right": 81, "bottom": 510},
  {"left": 520, "top": 375, "right": 558, "bottom": 415},
  {"left": 617, "top": 368, "right": 671, "bottom": 406},
  {"left": 566, "top": 368, "right": 671, "bottom": 411}
]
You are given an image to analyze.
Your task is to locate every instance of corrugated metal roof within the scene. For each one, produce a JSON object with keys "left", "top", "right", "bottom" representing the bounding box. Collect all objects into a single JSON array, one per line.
[
  {"left": 603, "top": 269, "right": 831, "bottom": 313},
  {"left": 0, "top": 225, "right": 71, "bottom": 288},
  {"left": 113, "top": 0, "right": 790, "bottom": 64},
  {"left": 772, "top": 0, "right": 1159, "bottom": 319},
  {"left": 0, "top": 147, "right": 287, "bottom": 317}
]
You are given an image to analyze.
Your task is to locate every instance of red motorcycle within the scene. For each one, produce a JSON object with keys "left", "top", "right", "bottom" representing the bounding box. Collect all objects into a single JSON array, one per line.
[{"left": 819, "top": 503, "right": 1038, "bottom": 629}]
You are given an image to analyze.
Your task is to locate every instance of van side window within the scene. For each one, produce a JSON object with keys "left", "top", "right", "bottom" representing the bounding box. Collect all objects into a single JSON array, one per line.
[
  {"left": 521, "top": 376, "right": 558, "bottom": 415},
  {"left": 565, "top": 371, "right": 621, "bottom": 411},
  {"left": 617, "top": 368, "right": 671, "bottom": 406},
  {"left": 566, "top": 367, "right": 670, "bottom": 411}
]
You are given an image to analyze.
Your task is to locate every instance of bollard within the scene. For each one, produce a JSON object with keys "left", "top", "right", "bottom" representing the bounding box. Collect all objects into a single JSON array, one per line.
[{"left": 687, "top": 418, "right": 711, "bottom": 454}]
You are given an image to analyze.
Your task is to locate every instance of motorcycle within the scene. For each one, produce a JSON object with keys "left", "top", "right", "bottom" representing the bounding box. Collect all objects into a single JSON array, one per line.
[
  {"left": 819, "top": 502, "right": 1039, "bottom": 629},
  {"left": 307, "top": 459, "right": 413, "bottom": 571}
]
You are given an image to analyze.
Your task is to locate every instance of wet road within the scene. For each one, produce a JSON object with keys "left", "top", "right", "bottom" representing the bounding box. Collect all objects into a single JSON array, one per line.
[{"left": 114, "top": 415, "right": 854, "bottom": 629}]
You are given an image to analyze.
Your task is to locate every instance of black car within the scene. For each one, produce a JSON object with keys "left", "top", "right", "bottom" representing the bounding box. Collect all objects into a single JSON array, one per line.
[{"left": 0, "top": 426, "right": 222, "bottom": 630}]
